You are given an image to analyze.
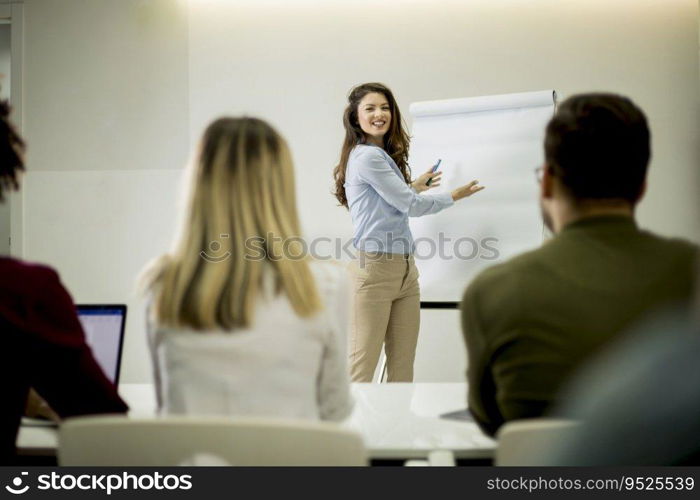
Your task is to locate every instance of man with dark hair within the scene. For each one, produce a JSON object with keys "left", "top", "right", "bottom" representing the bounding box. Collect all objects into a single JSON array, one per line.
[{"left": 461, "top": 93, "right": 697, "bottom": 437}]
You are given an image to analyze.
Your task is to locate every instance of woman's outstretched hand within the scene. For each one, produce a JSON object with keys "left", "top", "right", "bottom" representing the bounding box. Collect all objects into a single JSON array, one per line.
[
  {"left": 451, "top": 180, "right": 484, "bottom": 201},
  {"left": 412, "top": 166, "right": 442, "bottom": 193}
]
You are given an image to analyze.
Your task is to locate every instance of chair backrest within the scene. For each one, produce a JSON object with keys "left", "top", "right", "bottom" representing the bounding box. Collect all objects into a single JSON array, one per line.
[
  {"left": 495, "top": 418, "right": 579, "bottom": 466},
  {"left": 58, "top": 415, "right": 368, "bottom": 466}
]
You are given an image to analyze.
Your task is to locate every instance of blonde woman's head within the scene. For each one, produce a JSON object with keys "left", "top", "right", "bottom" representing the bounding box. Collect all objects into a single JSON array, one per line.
[{"left": 146, "top": 117, "right": 320, "bottom": 330}]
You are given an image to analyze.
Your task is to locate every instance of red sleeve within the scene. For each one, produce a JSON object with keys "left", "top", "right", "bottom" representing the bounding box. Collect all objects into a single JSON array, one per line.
[{"left": 25, "top": 267, "right": 128, "bottom": 417}]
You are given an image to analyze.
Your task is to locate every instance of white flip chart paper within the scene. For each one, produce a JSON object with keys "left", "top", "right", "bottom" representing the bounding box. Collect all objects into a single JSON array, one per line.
[{"left": 408, "top": 90, "right": 557, "bottom": 303}]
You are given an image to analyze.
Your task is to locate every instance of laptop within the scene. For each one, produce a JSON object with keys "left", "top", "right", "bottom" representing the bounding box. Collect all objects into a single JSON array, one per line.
[
  {"left": 76, "top": 304, "right": 127, "bottom": 385},
  {"left": 22, "top": 304, "right": 127, "bottom": 428}
]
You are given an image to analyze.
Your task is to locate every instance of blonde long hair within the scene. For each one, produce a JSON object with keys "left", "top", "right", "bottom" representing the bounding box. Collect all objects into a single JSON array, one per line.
[{"left": 144, "top": 117, "right": 321, "bottom": 330}]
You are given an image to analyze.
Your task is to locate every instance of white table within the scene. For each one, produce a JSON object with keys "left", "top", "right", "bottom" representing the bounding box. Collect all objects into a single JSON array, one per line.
[{"left": 17, "top": 383, "right": 495, "bottom": 461}]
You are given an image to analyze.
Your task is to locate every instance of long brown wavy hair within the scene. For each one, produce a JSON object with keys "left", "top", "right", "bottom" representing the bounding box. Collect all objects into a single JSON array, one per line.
[{"left": 333, "top": 83, "right": 411, "bottom": 208}]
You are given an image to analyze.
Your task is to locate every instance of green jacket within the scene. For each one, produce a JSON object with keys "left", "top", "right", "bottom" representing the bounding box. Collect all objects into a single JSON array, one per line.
[{"left": 461, "top": 215, "right": 698, "bottom": 436}]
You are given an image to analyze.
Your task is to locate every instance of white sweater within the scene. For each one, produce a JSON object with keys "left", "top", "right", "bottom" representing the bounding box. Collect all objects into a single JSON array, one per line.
[{"left": 147, "top": 262, "right": 354, "bottom": 421}]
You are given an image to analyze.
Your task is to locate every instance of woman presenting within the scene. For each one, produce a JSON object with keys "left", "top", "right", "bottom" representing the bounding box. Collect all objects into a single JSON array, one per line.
[{"left": 333, "top": 82, "right": 484, "bottom": 382}]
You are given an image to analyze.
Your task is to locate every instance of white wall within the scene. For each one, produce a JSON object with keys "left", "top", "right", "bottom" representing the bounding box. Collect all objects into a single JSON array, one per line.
[
  {"left": 19, "top": 0, "right": 700, "bottom": 383},
  {"left": 188, "top": 0, "right": 700, "bottom": 243},
  {"left": 0, "top": 23, "right": 11, "bottom": 257},
  {"left": 22, "top": 0, "right": 189, "bottom": 383},
  {"left": 0, "top": 24, "right": 10, "bottom": 99}
]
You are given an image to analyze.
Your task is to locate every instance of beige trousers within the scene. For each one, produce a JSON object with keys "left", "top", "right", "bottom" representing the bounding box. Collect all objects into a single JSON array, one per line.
[{"left": 348, "top": 252, "right": 420, "bottom": 382}]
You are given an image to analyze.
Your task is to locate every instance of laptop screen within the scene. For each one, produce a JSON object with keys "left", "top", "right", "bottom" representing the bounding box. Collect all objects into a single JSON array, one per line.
[{"left": 76, "top": 305, "right": 126, "bottom": 385}]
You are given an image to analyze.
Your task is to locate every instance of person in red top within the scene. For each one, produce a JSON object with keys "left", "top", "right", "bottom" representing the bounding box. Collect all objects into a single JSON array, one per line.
[{"left": 0, "top": 100, "right": 128, "bottom": 464}]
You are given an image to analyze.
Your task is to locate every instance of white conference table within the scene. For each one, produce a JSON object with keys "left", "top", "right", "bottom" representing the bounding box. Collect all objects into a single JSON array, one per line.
[{"left": 17, "top": 383, "right": 496, "bottom": 461}]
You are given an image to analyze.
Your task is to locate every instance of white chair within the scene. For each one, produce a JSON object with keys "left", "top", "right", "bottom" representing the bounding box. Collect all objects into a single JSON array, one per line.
[
  {"left": 405, "top": 450, "right": 457, "bottom": 467},
  {"left": 495, "top": 418, "right": 579, "bottom": 466},
  {"left": 58, "top": 415, "right": 367, "bottom": 466}
]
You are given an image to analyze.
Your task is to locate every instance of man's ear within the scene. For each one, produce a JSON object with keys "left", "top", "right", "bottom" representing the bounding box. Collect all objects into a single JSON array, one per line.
[
  {"left": 541, "top": 164, "right": 554, "bottom": 199},
  {"left": 635, "top": 179, "right": 647, "bottom": 204}
]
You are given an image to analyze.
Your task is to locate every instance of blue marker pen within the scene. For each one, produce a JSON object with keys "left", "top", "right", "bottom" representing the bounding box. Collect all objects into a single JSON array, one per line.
[{"left": 426, "top": 159, "right": 442, "bottom": 186}]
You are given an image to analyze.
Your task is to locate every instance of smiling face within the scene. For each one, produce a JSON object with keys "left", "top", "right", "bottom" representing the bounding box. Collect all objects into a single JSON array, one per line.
[{"left": 357, "top": 92, "right": 391, "bottom": 146}]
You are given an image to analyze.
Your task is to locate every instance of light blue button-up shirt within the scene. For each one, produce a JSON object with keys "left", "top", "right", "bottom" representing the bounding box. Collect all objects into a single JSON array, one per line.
[{"left": 344, "top": 144, "right": 454, "bottom": 254}]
